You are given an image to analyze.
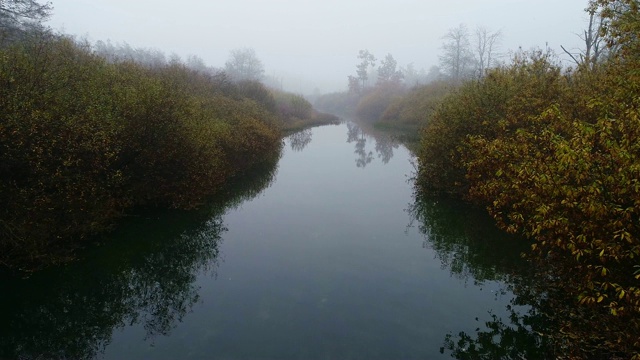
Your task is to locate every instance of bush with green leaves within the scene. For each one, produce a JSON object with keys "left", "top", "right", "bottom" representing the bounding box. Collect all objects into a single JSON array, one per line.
[
  {"left": 0, "top": 32, "right": 282, "bottom": 268},
  {"left": 416, "top": 5, "right": 640, "bottom": 354},
  {"left": 417, "top": 51, "right": 566, "bottom": 196},
  {"left": 354, "top": 83, "right": 405, "bottom": 122},
  {"left": 378, "top": 81, "right": 452, "bottom": 130}
]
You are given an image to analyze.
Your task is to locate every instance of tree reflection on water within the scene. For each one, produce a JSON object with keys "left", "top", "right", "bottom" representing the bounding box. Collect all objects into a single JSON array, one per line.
[
  {"left": 288, "top": 129, "right": 313, "bottom": 152},
  {"left": 346, "top": 122, "right": 399, "bottom": 168},
  {"left": 408, "top": 194, "right": 553, "bottom": 359},
  {"left": 0, "top": 157, "right": 280, "bottom": 360}
]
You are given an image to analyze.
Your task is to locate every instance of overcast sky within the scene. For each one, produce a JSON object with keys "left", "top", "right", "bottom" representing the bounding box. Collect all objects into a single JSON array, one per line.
[{"left": 47, "top": 0, "right": 593, "bottom": 94}]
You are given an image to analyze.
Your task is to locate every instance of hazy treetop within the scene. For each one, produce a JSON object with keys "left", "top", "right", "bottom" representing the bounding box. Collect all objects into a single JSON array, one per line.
[{"left": 48, "top": 0, "right": 591, "bottom": 93}]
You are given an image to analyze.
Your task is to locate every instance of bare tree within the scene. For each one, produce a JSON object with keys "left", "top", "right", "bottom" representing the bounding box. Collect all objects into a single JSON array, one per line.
[
  {"left": 474, "top": 26, "right": 502, "bottom": 77},
  {"left": 439, "top": 24, "right": 474, "bottom": 82},
  {"left": 562, "top": 9, "right": 608, "bottom": 69},
  {"left": 0, "top": 0, "right": 51, "bottom": 43},
  {"left": 0, "top": 0, "right": 51, "bottom": 29},
  {"left": 224, "top": 48, "right": 265, "bottom": 82}
]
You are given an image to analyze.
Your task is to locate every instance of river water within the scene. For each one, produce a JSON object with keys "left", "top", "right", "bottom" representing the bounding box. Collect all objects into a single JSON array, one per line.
[{"left": 0, "top": 122, "right": 546, "bottom": 359}]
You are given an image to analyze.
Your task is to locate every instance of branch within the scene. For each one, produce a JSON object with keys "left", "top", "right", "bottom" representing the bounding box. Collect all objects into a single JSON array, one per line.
[{"left": 561, "top": 45, "right": 581, "bottom": 65}]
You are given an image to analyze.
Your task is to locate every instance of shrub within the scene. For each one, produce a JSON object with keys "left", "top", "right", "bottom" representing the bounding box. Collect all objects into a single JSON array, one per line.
[
  {"left": 378, "top": 80, "right": 452, "bottom": 128},
  {"left": 0, "top": 33, "right": 282, "bottom": 268},
  {"left": 354, "top": 83, "right": 404, "bottom": 122}
]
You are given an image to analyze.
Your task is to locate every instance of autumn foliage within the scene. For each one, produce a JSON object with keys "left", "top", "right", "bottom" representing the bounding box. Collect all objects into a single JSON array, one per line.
[
  {"left": 416, "top": 1, "right": 640, "bottom": 358},
  {"left": 0, "top": 32, "right": 283, "bottom": 268}
]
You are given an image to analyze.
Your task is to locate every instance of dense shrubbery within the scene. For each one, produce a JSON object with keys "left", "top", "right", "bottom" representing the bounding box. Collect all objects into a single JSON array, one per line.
[
  {"left": 313, "top": 91, "right": 360, "bottom": 117},
  {"left": 354, "top": 83, "right": 405, "bottom": 122},
  {"left": 271, "top": 89, "right": 340, "bottom": 132},
  {"left": 417, "top": 51, "right": 566, "bottom": 195},
  {"left": 416, "top": 1, "right": 640, "bottom": 357},
  {"left": 377, "top": 81, "right": 452, "bottom": 130},
  {"left": 0, "top": 32, "right": 282, "bottom": 268}
]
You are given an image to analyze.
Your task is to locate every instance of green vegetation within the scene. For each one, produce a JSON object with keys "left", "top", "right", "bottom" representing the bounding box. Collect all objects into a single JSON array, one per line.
[
  {"left": 377, "top": 80, "right": 453, "bottom": 132},
  {"left": 414, "top": 1, "right": 640, "bottom": 358},
  {"left": 313, "top": 50, "right": 453, "bottom": 145},
  {"left": 0, "top": 29, "right": 334, "bottom": 270},
  {"left": 272, "top": 89, "right": 340, "bottom": 133}
]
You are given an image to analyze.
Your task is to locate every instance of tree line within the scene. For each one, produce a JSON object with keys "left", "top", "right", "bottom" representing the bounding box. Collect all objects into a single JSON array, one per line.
[{"left": 314, "top": 23, "right": 502, "bottom": 129}]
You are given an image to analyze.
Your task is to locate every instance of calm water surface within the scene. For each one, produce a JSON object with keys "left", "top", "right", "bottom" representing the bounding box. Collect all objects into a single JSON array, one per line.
[{"left": 0, "top": 122, "right": 544, "bottom": 359}]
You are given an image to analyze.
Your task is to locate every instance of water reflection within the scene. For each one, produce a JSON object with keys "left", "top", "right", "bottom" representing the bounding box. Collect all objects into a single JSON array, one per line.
[
  {"left": 408, "top": 194, "right": 551, "bottom": 359},
  {"left": 0, "top": 156, "right": 280, "bottom": 360},
  {"left": 287, "top": 129, "right": 313, "bottom": 152},
  {"left": 375, "top": 136, "right": 397, "bottom": 164},
  {"left": 346, "top": 122, "right": 399, "bottom": 168}
]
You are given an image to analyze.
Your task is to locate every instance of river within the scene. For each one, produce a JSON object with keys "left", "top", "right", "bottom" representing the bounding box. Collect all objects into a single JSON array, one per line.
[{"left": 0, "top": 122, "right": 547, "bottom": 359}]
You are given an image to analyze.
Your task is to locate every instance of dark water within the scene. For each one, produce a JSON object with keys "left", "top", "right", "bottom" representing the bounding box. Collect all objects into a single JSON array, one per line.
[{"left": 0, "top": 122, "right": 547, "bottom": 359}]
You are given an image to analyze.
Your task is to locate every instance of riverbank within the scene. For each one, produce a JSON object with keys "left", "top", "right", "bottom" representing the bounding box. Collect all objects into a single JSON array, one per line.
[{"left": 0, "top": 31, "right": 334, "bottom": 272}]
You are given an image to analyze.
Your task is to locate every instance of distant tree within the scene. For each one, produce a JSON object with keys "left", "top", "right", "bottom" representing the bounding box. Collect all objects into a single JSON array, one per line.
[
  {"left": 474, "top": 26, "right": 502, "bottom": 77},
  {"left": 424, "top": 65, "right": 444, "bottom": 83},
  {"left": 186, "top": 54, "right": 209, "bottom": 73},
  {"left": 168, "top": 52, "right": 182, "bottom": 65},
  {"left": 377, "top": 53, "right": 403, "bottom": 85},
  {"left": 439, "top": 24, "right": 474, "bottom": 82},
  {"left": 401, "top": 63, "right": 415, "bottom": 83},
  {"left": 561, "top": 9, "right": 609, "bottom": 69},
  {"left": 356, "top": 49, "right": 376, "bottom": 89},
  {"left": 0, "top": 0, "right": 51, "bottom": 29},
  {"left": 401, "top": 63, "right": 420, "bottom": 86},
  {"left": 0, "top": 0, "right": 51, "bottom": 42},
  {"left": 348, "top": 75, "right": 362, "bottom": 94},
  {"left": 224, "top": 48, "right": 265, "bottom": 82},
  {"left": 93, "top": 40, "right": 168, "bottom": 68}
]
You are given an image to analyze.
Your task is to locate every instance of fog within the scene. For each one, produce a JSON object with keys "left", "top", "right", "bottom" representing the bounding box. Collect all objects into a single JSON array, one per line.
[{"left": 48, "top": 0, "right": 591, "bottom": 94}]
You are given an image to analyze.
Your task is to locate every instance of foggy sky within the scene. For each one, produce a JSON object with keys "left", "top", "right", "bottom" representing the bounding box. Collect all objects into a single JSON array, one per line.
[{"left": 48, "top": 0, "right": 592, "bottom": 94}]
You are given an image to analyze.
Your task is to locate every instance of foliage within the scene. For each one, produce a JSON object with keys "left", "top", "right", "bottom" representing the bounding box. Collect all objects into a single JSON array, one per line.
[
  {"left": 354, "top": 83, "right": 405, "bottom": 123},
  {"left": 224, "top": 47, "right": 264, "bottom": 82},
  {"left": 0, "top": 33, "right": 283, "bottom": 269},
  {"left": 236, "top": 79, "right": 277, "bottom": 113},
  {"left": 356, "top": 49, "right": 376, "bottom": 90},
  {"left": 417, "top": 51, "right": 564, "bottom": 196},
  {"left": 377, "top": 53, "right": 403, "bottom": 86},
  {"left": 269, "top": 89, "right": 339, "bottom": 132},
  {"left": 314, "top": 91, "right": 360, "bottom": 117},
  {"left": 378, "top": 80, "right": 453, "bottom": 130},
  {"left": 416, "top": 3, "right": 640, "bottom": 355},
  {"left": 592, "top": 0, "right": 640, "bottom": 60},
  {"left": 409, "top": 194, "right": 553, "bottom": 360},
  {"left": 272, "top": 90, "right": 312, "bottom": 121}
]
